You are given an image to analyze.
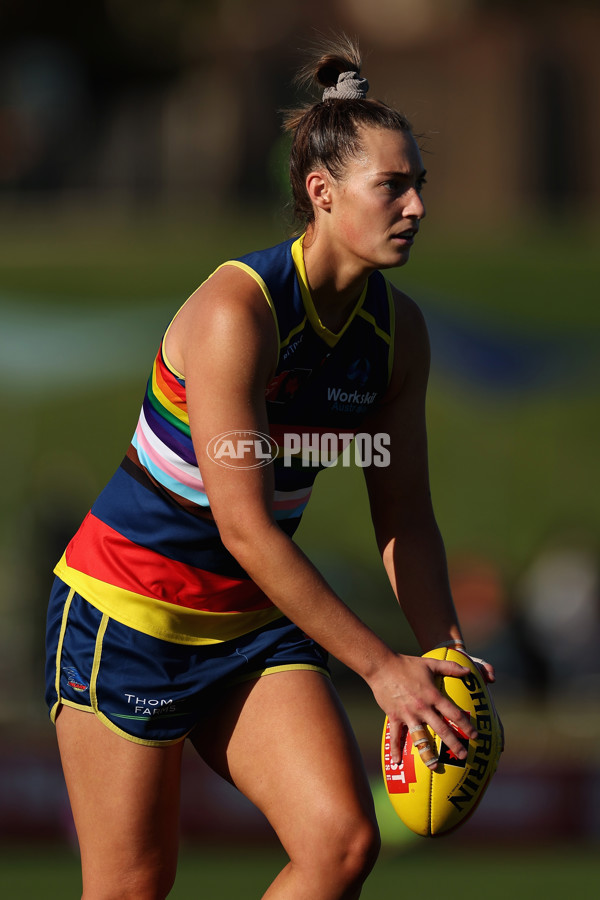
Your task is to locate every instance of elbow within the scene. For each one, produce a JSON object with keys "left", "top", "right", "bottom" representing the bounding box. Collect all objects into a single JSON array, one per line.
[
  {"left": 374, "top": 507, "right": 441, "bottom": 554},
  {"left": 218, "top": 520, "right": 254, "bottom": 562},
  {"left": 216, "top": 512, "right": 277, "bottom": 569}
]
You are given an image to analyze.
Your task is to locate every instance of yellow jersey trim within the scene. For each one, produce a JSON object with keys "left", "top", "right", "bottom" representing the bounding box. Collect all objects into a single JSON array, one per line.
[
  {"left": 160, "top": 258, "right": 282, "bottom": 379},
  {"left": 386, "top": 281, "right": 396, "bottom": 384},
  {"left": 54, "top": 586, "right": 75, "bottom": 701},
  {"left": 218, "top": 260, "right": 281, "bottom": 358},
  {"left": 151, "top": 359, "right": 189, "bottom": 424},
  {"left": 228, "top": 663, "right": 330, "bottom": 688},
  {"left": 94, "top": 708, "right": 187, "bottom": 747},
  {"left": 53, "top": 699, "right": 94, "bottom": 718},
  {"left": 291, "top": 235, "right": 368, "bottom": 348},
  {"left": 356, "top": 308, "right": 391, "bottom": 346},
  {"left": 54, "top": 555, "right": 284, "bottom": 646},
  {"left": 161, "top": 302, "right": 188, "bottom": 379},
  {"left": 280, "top": 316, "right": 308, "bottom": 349}
]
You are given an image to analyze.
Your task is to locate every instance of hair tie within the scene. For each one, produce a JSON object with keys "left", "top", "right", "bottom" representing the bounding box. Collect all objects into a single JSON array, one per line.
[{"left": 322, "top": 70, "right": 369, "bottom": 101}]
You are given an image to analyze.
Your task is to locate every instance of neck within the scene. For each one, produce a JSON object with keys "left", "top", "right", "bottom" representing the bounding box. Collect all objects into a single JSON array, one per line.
[{"left": 302, "top": 227, "right": 372, "bottom": 331}]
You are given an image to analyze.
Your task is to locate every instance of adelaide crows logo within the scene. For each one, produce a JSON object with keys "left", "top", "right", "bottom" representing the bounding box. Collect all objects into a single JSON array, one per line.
[
  {"left": 265, "top": 368, "right": 312, "bottom": 404},
  {"left": 63, "top": 666, "right": 88, "bottom": 693},
  {"left": 346, "top": 357, "right": 370, "bottom": 389}
]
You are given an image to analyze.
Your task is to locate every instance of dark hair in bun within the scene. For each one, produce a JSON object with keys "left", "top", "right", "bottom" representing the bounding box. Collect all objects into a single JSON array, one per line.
[{"left": 284, "top": 34, "right": 412, "bottom": 228}]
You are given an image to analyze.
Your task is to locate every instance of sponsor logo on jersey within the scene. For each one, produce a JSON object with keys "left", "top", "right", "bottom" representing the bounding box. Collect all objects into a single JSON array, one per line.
[
  {"left": 282, "top": 334, "right": 303, "bottom": 361},
  {"left": 326, "top": 358, "right": 378, "bottom": 412},
  {"left": 326, "top": 386, "right": 378, "bottom": 408},
  {"left": 123, "top": 693, "right": 179, "bottom": 717}
]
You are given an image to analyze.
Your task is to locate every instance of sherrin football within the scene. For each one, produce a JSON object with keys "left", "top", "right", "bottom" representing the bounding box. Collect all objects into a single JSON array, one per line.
[{"left": 381, "top": 646, "right": 503, "bottom": 837}]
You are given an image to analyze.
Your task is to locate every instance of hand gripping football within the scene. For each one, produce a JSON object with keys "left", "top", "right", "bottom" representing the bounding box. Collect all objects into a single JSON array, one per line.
[{"left": 381, "top": 646, "right": 503, "bottom": 837}]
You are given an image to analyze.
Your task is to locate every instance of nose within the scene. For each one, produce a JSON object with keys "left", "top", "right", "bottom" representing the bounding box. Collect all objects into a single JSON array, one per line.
[{"left": 403, "top": 187, "right": 426, "bottom": 220}]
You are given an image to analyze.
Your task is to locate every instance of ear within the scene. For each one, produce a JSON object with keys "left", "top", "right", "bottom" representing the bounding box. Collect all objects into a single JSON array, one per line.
[{"left": 305, "top": 170, "right": 333, "bottom": 212}]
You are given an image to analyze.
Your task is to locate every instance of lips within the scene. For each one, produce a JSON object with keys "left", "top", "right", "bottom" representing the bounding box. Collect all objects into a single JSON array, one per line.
[{"left": 392, "top": 229, "right": 417, "bottom": 243}]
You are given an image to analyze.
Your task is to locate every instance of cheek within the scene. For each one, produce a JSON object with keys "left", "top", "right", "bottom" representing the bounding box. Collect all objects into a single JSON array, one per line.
[
  {"left": 337, "top": 199, "right": 376, "bottom": 242},
  {"left": 339, "top": 217, "right": 363, "bottom": 241},
  {"left": 332, "top": 183, "right": 389, "bottom": 246}
]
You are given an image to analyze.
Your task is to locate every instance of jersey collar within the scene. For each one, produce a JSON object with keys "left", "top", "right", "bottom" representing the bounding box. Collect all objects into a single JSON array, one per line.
[{"left": 291, "top": 234, "right": 368, "bottom": 348}]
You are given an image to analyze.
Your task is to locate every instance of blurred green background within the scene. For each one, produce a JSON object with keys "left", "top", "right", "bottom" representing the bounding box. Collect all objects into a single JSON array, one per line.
[{"left": 1, "top": 0, "right": 599, "bottom": 895}]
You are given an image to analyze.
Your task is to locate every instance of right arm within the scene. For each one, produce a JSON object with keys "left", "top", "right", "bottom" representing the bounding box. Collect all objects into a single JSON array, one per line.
[{"left": 165, "top": 267, "right": 476, "bottom": 764}]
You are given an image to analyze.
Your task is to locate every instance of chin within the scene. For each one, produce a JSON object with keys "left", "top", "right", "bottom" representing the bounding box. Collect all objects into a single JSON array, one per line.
[{"left": 379, "top": 250, "right": 411, "bottom": 270}]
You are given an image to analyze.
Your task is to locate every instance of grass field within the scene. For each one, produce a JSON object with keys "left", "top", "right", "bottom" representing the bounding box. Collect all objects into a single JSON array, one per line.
[{"left": 1, "top": 843, "right": 599, "bottom": 898}]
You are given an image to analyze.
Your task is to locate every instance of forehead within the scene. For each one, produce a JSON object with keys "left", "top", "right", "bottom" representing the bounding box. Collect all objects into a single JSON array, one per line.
[{"left": 350, "top": 126, "right": 423, "bottom": 175}]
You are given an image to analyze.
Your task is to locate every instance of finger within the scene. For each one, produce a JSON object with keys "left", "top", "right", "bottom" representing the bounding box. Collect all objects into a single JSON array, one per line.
[
  {"left": 428, "top": 659, "right": 471, "bottom": 679},
  {"left": 388, "top": 718, "right": 406, "bottom": 765},
  {"left": 409, "top": 724, "right": 438, "bottom": 769},
  {"left": 471, "top": 657, "right": 496, "bottom": 683},
  {"left": 430, "top": 705, "right": 476, "bottom": 759},
  {"left": 436, "top": 694, "right": 478, "bottom": 739},
  {"left": 398, "top": 722, "right": 408, "bottom": 759}
]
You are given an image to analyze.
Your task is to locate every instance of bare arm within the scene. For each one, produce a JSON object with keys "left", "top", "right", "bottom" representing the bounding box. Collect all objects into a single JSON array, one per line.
[
  {"left": 167, "top": 268, "right": 476, "bottom": 763},
  {"left": 363, "top": 288, "right": 495, "bottom": 748},
  {"left": 363, "top": 289, "right": 463, "bottom": 651}
]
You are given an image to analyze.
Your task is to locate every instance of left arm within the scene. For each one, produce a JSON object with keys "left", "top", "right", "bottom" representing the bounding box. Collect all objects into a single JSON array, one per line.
[{"left": 363, "top": 288, "right": 492, "bottom": 673}]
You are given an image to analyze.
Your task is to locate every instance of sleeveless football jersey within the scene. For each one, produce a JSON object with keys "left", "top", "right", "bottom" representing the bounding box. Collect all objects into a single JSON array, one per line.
[{"left": 54, "top": 235, "right": 395, "bottom": 644}]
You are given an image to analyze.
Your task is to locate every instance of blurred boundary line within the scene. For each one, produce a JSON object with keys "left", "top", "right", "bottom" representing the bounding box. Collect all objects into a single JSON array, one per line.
[{"left": 1, "top": 293, "right": 598, "bottom": 397}]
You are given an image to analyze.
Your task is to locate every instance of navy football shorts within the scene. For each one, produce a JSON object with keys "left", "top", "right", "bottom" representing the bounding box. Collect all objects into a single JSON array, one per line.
[{"left": 45, "top": 577, "right": 329, "bottom": 746}]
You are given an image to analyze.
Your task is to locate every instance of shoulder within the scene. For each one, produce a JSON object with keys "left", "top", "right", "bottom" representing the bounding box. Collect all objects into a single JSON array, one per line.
[
  {"left": 185, "top": 236, "right": 297, "bottom": 333},
  {"left": 235, "top": 236, "right": 297, "bottom": 275},
  {"left": 388, "top": 281, "right": 428, "bottom": 338},
  {"left": 165, "top": 260, "right": 279, "bottom": 380}
]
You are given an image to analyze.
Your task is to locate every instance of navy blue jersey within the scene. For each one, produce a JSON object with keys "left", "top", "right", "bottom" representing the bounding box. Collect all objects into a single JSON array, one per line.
[{"left": 55, "top": 235, "right": 396, "bottom": 643}]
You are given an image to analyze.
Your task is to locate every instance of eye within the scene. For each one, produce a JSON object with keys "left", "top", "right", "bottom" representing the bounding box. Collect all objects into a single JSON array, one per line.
[{"left": 380, "top": 176, "right": 427, "bottom": 195}]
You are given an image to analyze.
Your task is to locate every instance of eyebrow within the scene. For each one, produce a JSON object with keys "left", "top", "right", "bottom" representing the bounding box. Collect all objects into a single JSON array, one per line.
[{"left": 377, "top": 168, "right": 428, "bottom": 180}]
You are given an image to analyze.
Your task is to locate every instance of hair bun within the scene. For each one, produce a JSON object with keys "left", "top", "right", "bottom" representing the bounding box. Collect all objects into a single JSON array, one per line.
[
  {"left": 316, "top": 63, "right": 345, "bottom": 88},
  {"left": 322, "top": 71, "right": 369, "bottom": 101}
]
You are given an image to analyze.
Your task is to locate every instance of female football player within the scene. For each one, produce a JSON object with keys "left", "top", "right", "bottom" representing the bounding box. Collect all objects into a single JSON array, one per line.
[{"left": 46, "top": 34, "right": 493, "bottom": 899}]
